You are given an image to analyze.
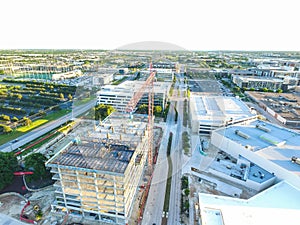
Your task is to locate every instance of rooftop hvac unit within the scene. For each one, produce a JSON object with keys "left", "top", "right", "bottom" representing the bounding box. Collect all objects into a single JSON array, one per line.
[
  {"left": 245, "top": 145, "right": 254, "bottom": 151},
  {"left": 291, "top": 156, "right": 300, "bottom": 165},
  {"left": 256, "top": 124, "right": 271, "bottom": 132},
  {"left": 235, "top": 130, "right": 250, "bottom": 139}
]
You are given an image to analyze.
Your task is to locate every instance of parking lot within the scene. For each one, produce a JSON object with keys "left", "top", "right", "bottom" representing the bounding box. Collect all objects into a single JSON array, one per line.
[{"left": 188, "top": 79, "right": 223, "bottom": 94}]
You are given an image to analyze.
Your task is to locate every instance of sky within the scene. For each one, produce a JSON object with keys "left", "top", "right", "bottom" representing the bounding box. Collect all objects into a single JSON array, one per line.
[{"left": 0, "top": 0, "right": 299, "bottom": 51}]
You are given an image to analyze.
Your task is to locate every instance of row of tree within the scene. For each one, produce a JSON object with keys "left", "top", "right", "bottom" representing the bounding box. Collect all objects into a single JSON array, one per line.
[
  {"left": 94, "top": 104, "right": 115, "bottom": 121},
  {"left": 137, "top": 104, "right": 163, "bottom": 116},
  {"left": 0, "top": 105, "right": 26, "bottom": 115}
]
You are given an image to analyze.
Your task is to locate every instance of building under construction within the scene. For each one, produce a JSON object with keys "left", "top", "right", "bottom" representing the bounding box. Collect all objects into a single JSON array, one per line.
[{"left": 46, "top": 113, "right": 149, "bottom": 224}]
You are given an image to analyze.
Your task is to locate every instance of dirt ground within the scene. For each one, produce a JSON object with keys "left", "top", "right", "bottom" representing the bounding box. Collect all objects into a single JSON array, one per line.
[
  {"left": 0, "top": 195, "right": 26, "bottom": 220},
  {"left": 0, "top": 186, "right": 57, "bottom": 225}
]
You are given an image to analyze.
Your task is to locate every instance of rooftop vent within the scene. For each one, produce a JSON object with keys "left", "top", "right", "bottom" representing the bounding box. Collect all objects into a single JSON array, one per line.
[
  {"left": 256, "top": 124, "right": 271, "bottom": 132},
  {"left": 235, "top": 130, "right": 250, "bottom": 139}
]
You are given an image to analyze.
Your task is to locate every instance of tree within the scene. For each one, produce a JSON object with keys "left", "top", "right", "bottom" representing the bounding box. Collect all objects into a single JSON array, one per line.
[
  {"left": 233, "top": 87, "right": 240, "bottom": 92},
  {"left": 184, "top": 200, "right": 189, "bottom": 210},
  {"left": 277, "top": 88, "right": 283, "bottom": 93},
  {"left": 59, "top": 93, "right": 65, "bottom": 100},
  {"left": 0, "top": 152, "right": 18, "bottom": 190},
  {"left": 12, "top": 116, "right": 19, "bottom": 122},
  {"left": 187, "top": 89, "right": 191, "bottom": 98},
  {"left": 184, "top": 188, "right": 190, "bottom": 196},
  {"left": 3, "top": 125, "right": 12, "bottom": 133},
  {"left": 138, "top": 104, "right": 148, "bottom": 114},
  {"left": 35, "top": 210, "right": 43, "bottom": 221},
  {"left": 95, "top": 104, "right": 116, "bottom": 121},
  {"left": 16, "top": 94, "right": 22, "bottom": 100},
  {"left": 181, "top": 176, "right": 188, "bottom": 189},
  {"left": 23, "top": 117, "right": 32, "bottom": 126},
  {"left": 24, "top": 153, "right": 48, "bottom": 182},
  {"left": 154, "top": 106, "right": 162, "bottom": 116},
  {"left": 0, "top": 114, "right": 10, "bottom": 121},
  {"left": 68, "top": 94, "right": 73, "bottom": 101}
]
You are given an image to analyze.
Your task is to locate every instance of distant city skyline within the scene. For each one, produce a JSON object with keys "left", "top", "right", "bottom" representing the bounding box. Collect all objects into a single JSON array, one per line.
[{"left": 1, "top": 0, "right": 299, "bottom": 51}]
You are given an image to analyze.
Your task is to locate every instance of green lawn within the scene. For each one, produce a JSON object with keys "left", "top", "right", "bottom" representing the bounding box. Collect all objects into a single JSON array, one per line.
[
  {"left": 73, "top": 96, "right": 94, "bottom": 106},
  {"left": 43, "top": 109, "right": 71, "bottom": 120},
  {"left": 0, "top": 109, "right": 71, "bottom": 146},
  {"left": 17, "top": 119, "right": 48, "bottom": 132},
  {"left": 0, "top": 131, "right": 23, "bottom": 146}
]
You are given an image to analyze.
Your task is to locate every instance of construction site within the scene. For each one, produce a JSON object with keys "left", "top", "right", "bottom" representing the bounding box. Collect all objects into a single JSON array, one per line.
[{"left": 45, "top": 112, "right": 154, "bottom": 225}]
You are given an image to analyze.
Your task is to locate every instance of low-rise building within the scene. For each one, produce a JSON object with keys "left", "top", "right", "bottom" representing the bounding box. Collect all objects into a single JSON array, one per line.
[
  {"left": 232, "top": 75, "right": 284, "bottom": 91},
  {"left": 246, "top": 92, "right": 300, "bottom": 128},
  {"left": 52, "top": 70, "right": 82, "bottom": 80},
  {"left": 92, "top": 73, "right": 114, "bottom": 85},
  {"left": 96, "top": 81, "right": 171, "bottom": 112},
  {"left": 189, "top": 94, "right": 256, "bottom": 135},
  {"left": 140, "top": 68, "right": 174, "bottom": 82},
  {"left": 198, "top": 181, "right": 300, "bottom": 225},
  {"left": 211, "top": 119, "right": 300, "bottom": 188}
]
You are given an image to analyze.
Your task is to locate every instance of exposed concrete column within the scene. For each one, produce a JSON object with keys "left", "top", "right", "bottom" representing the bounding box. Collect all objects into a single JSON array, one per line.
[
  {"left": 58, "top": 166, "right": 69, "bottom": 213},
  {"left": 75, "top": 170, "right": 83, "bottom": 216},
  {"left": 93, "top": 172, "right": 101, "bottom": 221}
]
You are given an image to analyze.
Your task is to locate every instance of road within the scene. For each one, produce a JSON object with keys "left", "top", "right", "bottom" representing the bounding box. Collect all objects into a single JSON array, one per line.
[
  {"left": 0, "top": 100, "right": 96, "bottom": 152},
  {"left": 168, "top": 76, "right": 184, "bottom": 225},
  {"left": 142, "top": 73, "right": 186, "bottom": 225},
  {"left": 141, "top": 97, "right": 176, "bottom": 225}
]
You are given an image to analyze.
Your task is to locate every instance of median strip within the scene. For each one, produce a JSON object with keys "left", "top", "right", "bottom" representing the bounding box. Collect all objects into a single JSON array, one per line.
[{"left": 163, "top": 132, "right": 173, "bottom": 212}]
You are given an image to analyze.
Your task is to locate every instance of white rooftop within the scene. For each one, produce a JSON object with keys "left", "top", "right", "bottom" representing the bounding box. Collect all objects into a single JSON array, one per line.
[
  {"left": 190, "top": 94, "right": 254, "bottom": 125},
  {"left": 199, "top": 181, "right": 300, "bottom": 225},
  {"left": 98, "top": 81, "right": 170, "bottom": 94},
  {"left": 234, "top": 76, "right": 284, "bottom": 83},
  {"left": 119, "top": 80, "right": 171, "bottom": 93},
  {"left": 216, "top": 120, "right": 300, "bottom": 176}
]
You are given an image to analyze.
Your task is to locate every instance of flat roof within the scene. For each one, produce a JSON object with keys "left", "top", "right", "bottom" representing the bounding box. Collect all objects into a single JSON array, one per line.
[
  {"left": 199, "top": 181, "right": 300, "bottom": 225},
  {"left": 119, "top": 80, "right": 171, "bottom": 93},
  {"left": 47, "top": 112, "right": 148, "bottom": 174},
  {"left": 210, "top": 158, "right": 275, "bottom": 184},
  {"left": 234, "top": 76, "right": 283, "bottom": 82},
  {"left": 47, "top": 141, "right": 133, "bottom": 174},
  {"left": 246, "top": 92, "right": 300, "bottom": 123},
  {"left": 99, "top": 81, "right": 170, "bottom": 95},
  {"left": 190, "top": 95, "right": 254, "bottom": 125},
  {"left": 216, "top": 120, "right": 300, "bottom": 176}
]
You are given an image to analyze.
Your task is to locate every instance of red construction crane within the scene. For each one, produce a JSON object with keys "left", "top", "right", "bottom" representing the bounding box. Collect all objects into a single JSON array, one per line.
[{"left": 125, "top": 63, "right": 155, "bottom": 169}]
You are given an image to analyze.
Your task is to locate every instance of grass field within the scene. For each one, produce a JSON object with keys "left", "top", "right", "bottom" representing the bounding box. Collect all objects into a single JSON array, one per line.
[
  {"left": 0, "top": 131, "right": 23, "bottom": 146},
  {"left": 73, "top": 96, "right": 94, "bottom": 106},
  {"left": 0, "top": 109, "right": 71, "bottom": 146},
  {"left": 43, "top": 109, "right": 71, "bottom": 120},
  {"left": 17, "top": 119, "right": 48, "bottom": 132}
]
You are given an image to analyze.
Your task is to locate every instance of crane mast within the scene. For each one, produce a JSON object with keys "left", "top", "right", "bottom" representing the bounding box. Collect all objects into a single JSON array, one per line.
[{"left": 125, "top": 66, "right": 155, "bottom": 169}]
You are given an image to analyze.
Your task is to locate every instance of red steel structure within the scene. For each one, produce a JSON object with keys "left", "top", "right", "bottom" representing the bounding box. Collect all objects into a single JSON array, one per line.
[{"left": 125, "top": 64, "right": 155, "bottom": 168}]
